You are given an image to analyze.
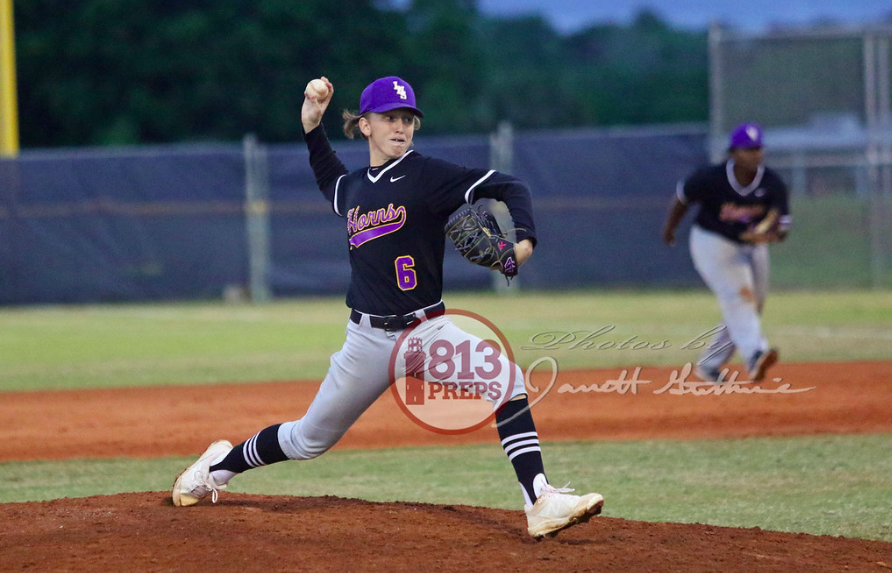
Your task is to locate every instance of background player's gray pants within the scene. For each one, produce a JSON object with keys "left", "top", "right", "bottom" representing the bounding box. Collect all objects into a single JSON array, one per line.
[
  {"left": 278, "top": 312, "right": 526, "bottom": 461},
  {"left": 689, "top": 225, "right": 770, "bottom": 370}
]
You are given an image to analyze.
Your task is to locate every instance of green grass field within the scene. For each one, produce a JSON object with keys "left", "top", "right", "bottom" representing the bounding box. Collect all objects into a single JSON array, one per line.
[
  {"left": 1, "top": 436, "right": 889, "bottom": 541},
  {"left": 770, "top": 195, "right": 889, "bottom": 289},
  {"left": 1, "top": 289, "right": 891, "bottom": 541},
  {"left": 2, "top": 289, "right": 890, "bottom": 391}
]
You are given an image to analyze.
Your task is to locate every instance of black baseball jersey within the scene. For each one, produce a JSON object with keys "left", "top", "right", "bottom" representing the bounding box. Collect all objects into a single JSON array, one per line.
[
  {"left": 678, "top": 160, "right": 791, "bottom": 243},
  {"left": 304, "top": 125, "right": 537, "bottom": 316}
]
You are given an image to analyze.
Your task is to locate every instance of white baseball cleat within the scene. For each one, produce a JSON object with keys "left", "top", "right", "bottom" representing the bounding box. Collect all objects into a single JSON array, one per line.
[
  {"left": 172, "top": 440, "right": 233, "bottom": 507},
  {"left": 748, "top": 348, "right": 779, "bottom": 382},
  {"left": 525, "top": 483, "right": 604, "bottom": 538}
]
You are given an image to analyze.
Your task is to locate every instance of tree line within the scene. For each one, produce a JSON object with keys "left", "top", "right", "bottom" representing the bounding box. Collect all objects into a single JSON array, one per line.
[{"left": 14, "top": 0, "right": 708, "bottom": 148}]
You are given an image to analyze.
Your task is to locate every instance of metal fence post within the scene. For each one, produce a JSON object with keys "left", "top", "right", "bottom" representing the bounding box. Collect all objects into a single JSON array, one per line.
[
  {"left": 708, "top": 22, "right": 725, "bottom": 164},
  {"left": 243, "top": 133, "right": 272, "bottom": 302},
  {"left": 488, "top": 121, "right": 517, "bottom": 293},
  {"left": 865, "top": 32, "right": 892, "bottom": 289}
]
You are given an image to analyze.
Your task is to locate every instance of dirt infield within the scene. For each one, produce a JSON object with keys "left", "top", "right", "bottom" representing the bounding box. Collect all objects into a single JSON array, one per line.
[
  {"left": 2, "top": 493, "right": 891, "bottom": 572},
  {"left": 2, "top": 361, "right": 891, "bottom": 571},
  {"left": 2, "top": 361, "right": 891, "bottom": 461}
]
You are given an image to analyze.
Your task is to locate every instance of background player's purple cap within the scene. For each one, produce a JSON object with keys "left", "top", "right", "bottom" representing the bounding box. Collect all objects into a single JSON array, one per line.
[
  {"left": 360, "top": 76, "right": 424, "bottom": 118},
  {"left": 728, "top": 122, "right": 763, "bottom": 149}
]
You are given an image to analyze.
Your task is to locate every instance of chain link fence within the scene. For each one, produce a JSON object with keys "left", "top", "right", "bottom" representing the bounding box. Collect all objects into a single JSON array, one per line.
[
  {"left": 7, "top": 23, "right": 892, "bottom": 306},
  {"left": 709, "top": 24, "right": 892, "bottom": 289}
]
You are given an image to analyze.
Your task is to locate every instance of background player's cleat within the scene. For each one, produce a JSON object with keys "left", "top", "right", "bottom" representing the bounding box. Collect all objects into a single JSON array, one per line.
[
  {"left": 695, "top": 365, "right": 727, "bottom": 383},
  {"left": 524, "top": 484, "right": 604, "bottom": 538},
  {"left": 172, "top": 440, "right": 233, "bottom": 507},
  {"left": 748, "top": 348, "right": 779, "bottom": 382}
]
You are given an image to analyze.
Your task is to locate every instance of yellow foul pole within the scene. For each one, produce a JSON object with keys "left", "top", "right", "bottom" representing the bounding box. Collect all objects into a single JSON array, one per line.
[{"left": 0, "top": 0, "right": 20, "bottom": 156}]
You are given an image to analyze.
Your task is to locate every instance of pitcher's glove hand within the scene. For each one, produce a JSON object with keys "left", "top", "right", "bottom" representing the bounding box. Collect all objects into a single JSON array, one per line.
[{"left": 446, "top": 206, "right": 518, "bottom": 278}]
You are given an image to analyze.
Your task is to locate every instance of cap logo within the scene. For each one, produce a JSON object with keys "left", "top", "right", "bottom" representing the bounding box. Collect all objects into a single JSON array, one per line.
[
  {"left": 393, "top": 81, "right": 407, "bottom": 100},
  {"left": 746, "top": 126, "right": 759, "bottom": 142}
]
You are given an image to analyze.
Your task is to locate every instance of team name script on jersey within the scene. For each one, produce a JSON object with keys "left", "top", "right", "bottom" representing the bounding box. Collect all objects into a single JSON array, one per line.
[
  {"left": 719, "top": 202, "right": 766, "bottom": 224},
  {"left": 347, "top": 203, "right": 407, "bottom": 248}
]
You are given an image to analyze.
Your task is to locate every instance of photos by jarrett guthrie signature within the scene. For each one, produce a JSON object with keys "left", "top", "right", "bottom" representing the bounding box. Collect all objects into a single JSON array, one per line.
[
  {"left": 556, "top": 364, "right": 816, "bottom": 396},
  {"left": 519, "top": 325, "right": 816, "bottom": 396}
]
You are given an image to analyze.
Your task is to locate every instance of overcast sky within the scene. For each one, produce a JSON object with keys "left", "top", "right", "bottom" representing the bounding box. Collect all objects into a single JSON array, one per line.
[{"left": 477, "top": 0, "right": 892, "bottom": 34}]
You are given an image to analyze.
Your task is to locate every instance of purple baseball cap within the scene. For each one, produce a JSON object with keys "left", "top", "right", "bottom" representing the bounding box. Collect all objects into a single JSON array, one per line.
[
  {"left": 728, "top": 122, "right": 763, "bottom": 149},
  {"left": 359, "top": 76, "right": 424, "bottom": 118}
]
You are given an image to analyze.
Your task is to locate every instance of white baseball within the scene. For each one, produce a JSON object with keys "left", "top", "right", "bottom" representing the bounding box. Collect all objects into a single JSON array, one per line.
[{"left": 306, "top": 79, "right": 329, "bottom": 99}]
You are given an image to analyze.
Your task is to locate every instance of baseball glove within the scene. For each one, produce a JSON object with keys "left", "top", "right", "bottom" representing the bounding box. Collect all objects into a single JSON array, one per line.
[
  {"left": 446, "top": 206, "right": 518, "bottom": 278},
  {"left": 739, "top": 208, "right": 781, "bottom": 244}
]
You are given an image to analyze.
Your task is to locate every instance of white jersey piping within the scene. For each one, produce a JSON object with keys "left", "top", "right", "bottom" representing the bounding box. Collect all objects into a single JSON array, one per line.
[
  {"left": 725, "top": 160, "right": 765, "bottom": 196},
  {"left": 366, "top": 150, "right": 414, "bottom": 184}
]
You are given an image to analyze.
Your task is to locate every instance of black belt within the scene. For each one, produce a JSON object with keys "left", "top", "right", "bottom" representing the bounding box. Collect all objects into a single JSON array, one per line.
[{"left": 350, "top": 301, "right": 446, "bottom": 332}]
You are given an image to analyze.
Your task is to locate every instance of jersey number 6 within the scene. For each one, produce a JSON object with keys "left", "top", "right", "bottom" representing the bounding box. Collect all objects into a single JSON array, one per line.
[{"left": 395, "top": 256, "right": 417, "bottom": 291}]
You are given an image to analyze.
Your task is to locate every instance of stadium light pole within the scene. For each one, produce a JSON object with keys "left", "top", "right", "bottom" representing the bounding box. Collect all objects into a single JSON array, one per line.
[{"left": 0, "top": 0, "right": 19, "bottom": 156}]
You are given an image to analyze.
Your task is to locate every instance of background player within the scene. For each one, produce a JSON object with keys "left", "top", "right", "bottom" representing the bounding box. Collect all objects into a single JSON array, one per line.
[
  {"left": 173, "top": 75, "right": 603, "bottom": 538},
  {"left": 662, "top": 122, "right": 791, "bottom": 383}
]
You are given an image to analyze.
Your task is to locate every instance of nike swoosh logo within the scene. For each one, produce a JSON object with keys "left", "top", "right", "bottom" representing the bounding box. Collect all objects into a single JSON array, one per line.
[{"left": 390, "top": 175, "right": 406, "bottom": 183}]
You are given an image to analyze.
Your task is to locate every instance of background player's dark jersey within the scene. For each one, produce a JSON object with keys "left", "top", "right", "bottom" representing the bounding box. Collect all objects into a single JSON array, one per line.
[
  {"left": 678, "top": 161, "right": 791, "bottom": 244},
  {"left": 304, "top": 125, "right": 537, "bottom": 316}
]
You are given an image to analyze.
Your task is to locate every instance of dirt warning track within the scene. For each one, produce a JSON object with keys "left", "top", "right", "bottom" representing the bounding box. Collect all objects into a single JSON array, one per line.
[{"left": 1, "top": 361, "right": 889, "bottom": 461}]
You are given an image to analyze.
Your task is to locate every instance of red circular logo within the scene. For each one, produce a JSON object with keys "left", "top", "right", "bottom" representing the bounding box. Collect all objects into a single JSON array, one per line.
[{"left": 388, "top": 309, "right": 517, "bottom": 434}]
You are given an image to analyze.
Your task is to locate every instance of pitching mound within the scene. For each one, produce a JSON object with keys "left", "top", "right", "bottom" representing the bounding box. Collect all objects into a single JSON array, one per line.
[{"left": 1, "top": 493, "right": 889, "bottom": 572}]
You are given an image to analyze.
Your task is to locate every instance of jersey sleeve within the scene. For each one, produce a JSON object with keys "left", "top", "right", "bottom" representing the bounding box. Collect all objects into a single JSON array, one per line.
[
  {"left": 421, "top": 157, "right": 538, "bottom": 246},
  {"left": 678, "top": 168, "right": 709, "bottom": 204},
  {"left": 766, "top": 170, "right": 792, "bottom": 231},
  {"left": 303, "top": 124, "right": 349, "bottom": 216},
  {"left": 474, "top": 173, "right": 537, "bottom": 246}
]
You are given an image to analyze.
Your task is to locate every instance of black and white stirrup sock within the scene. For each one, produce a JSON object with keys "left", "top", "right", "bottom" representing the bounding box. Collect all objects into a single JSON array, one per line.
[
  {"left": 209, "top": 402, "right": 550, "bottom": 506},
  {"left": 496, "top": 397, "right": 547, "bottom": 506},
  {"left": 209, "top": 424, "right": 289, "bottom": 485}
]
